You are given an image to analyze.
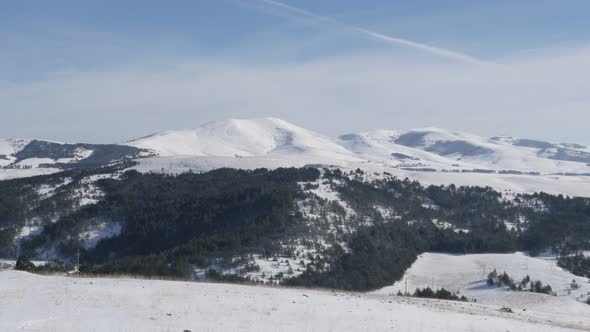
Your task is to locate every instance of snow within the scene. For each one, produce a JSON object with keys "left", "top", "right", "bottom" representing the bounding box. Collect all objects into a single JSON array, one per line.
[
  {"left": 386, "top": 167, "right": 590, "bottom": 198},
  {"left": 376, "top": 252, "right": 590, "bottom": 327},
  {"left": 432, "top": 219, "right": 470, "bottom": 233},
  {"left": 17, "top": 225, "right": 43, "bottom": 239},
  {"left": 79, "top": 221, "right": 122, "bottom": 249},
  {"left": 0, "top": 167, "right": 60, "bottom": 180},
  {"left": 0, "top": 270, "right": 586, "bottom": 331},
  {"left": 124, "top": 118, "right": 590, "bottom": 198},
  {"left": 127, "top": 117, "right": 360, "bottom": 161},
  {"left": 14, "top": 150, "right": 93, "bottom": 168},
  {"left": 15, "top": 157, "right": 58, "bottom": 168},
  {"left": 37, "top": 177, "right": 73, "bottom": 198},
  {"left": 2, "top": 118, "right": 590, "bottom": 198},
  {"left": 234, "top": 255, "right": 302, "bottom": 283},
  {"left": 0, "top": 139, "right": 29, "bottom": 166},
  {"left": 73, "top": 182, "right": 103, "bottom": 207},
  {"left": 73, "top": 147, "right": 94, "bottom": 160},
  {"left": 0, "top": 260, "right": 47, "bottom": 269},
  {"left": 132, "top": 154, "right": 590, "bottom": 197}
]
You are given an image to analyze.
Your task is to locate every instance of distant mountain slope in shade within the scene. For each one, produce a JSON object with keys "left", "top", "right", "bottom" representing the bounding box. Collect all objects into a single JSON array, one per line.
[{"left": 0, "top": 138, "right": 151, "bottom": 173}]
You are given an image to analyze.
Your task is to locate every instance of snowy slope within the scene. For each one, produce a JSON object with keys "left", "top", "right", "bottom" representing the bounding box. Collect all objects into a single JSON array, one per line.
[
  {"left": 0, "top": 270, "right": 586, "bottom": 332},
  {"left": 339, "top": 129, "right": 455, "bottom": 167},
  {"left": 127, "top": 118, "right": 590, "bottom": 174},
  {"left": 127, "top": 117, "right": 360, "bottom": 161},
  {"left": 0, "top": 167, "right": 60, "bottom": 180},
  {"left": 386, "top": 168, "right": 590, "bottom": 198},
  {"left": 376, "top": 252, "right": 590, "bottom": 326},
  {"left": 125, "top": 118, "right": 590, "bottom": 198},
  {"left": 346, "top": 128, "right": 590, "bottom": 174},
  {"left": 0, "top": 138, "right": 149, "bottom": 179},
  {"left": 0, "top": 139, "right": 30, "bottom": 167}
]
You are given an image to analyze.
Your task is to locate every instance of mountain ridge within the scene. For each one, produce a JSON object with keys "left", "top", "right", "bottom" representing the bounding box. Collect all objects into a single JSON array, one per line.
[{"left": 2, "top": 117, "right": 590, "bottom": 197}]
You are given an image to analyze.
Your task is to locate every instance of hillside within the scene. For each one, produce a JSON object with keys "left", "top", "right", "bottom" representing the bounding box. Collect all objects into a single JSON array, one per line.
[
  {"left": 2, "top": 166, "right": 589, "bottom": 292},
  {"left": 1, "top": 123, "right": 589, "bottom": 330},
  {"left": 0, "top": 270, "right": 586, "bottom": 332},
  {"left": 0, "top": 138, "right": 151, "bottom": 178},
  {"left": 127, "top": 117, "right": 358, "bottom": 160},
  {"left": 375, "top": 252, "right": 590, "bottom": 323}
]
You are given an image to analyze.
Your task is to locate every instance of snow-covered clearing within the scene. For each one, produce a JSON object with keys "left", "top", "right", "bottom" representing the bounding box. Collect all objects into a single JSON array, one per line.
[
  {"left": 0, "top": 270, "right": 586, "bottom": 331},
  {"left": 0, "top": 167, "right": 60, "bottom": 180},
  {"left": 376, "top": 252, "right": 590, "bottom": 328},
  {"left": 79, "top": 221, "right": 122, "bottom": 249}
]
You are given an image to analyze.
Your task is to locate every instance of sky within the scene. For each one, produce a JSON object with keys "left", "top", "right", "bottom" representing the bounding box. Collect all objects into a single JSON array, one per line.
[{"left": 1, "top": 0, "right": 590, "bottom": 144}]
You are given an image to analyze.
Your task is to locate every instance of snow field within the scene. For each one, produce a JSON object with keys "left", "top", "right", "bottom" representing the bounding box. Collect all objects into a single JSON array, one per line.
[{"left": 0, "top": 270, "right": 586, "bottom": 332}]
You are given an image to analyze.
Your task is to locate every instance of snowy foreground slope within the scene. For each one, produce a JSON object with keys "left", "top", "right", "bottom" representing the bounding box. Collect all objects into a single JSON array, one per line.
[
  {"left": 0, "top": 271, "right": 587, "bottom": 332},
  {"left": 376, "top": 253, "right": 590, "bottom": 328}
]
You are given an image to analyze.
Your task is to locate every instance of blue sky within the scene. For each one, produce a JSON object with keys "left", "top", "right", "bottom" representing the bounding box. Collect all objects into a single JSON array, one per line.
[{"left": 1, "top": 0, "right": 590, "bottom": 143}]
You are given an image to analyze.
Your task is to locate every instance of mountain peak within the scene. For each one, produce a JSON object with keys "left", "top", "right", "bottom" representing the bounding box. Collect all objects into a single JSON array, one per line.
[{"left": 126, "top": 117, "right": 354, "bottom": 158}]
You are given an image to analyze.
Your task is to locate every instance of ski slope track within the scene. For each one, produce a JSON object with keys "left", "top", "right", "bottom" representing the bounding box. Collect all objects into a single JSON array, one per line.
[{"left": 0, "top": 270, "right": 587, "bottom": 332}]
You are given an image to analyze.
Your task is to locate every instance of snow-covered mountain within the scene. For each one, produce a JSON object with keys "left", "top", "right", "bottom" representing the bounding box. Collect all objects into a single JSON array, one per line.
[
  {"left": 0, "top": 138, "right": 151, "bottom": 180},
  {"left": 120, "top": 118, "right": 590, "bottom": 196},
  {"left": 0, "top": 139, "right": 31, "bottom": 167},
  {"left": 127, "top": 117, "right": 360, "bottom": 161},
  {"left": 2, "top": 117, "right": 590, "bottom": 196},
  {"left": 125, "top": 118, "right": 590, "bottom": 174},
  {"left": 340, "top": 127, "right": 590, "bottom": 174}
]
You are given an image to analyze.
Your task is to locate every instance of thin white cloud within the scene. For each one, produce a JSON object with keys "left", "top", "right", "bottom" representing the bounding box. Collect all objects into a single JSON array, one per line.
[
  {"left": 1, "top": 47, "right": 589, "bottom": 144},
  {"left": 258, "top": 0, "right": 490, "bottom": 65}
]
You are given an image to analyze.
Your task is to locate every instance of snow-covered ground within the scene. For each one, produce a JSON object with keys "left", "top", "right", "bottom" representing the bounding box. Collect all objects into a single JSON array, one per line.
[
  {"left": 79, "top": 221, "right": 122, "bottom": 249},
  {"left": 0, "top": 167, "right": 60, "bottom": 180},
  {"left": 133, "top": 154, "right": 590, "bottom": 197},
  {"left": 0, "top": 139, "right": 29, "bottom": 167},
  {"left": 376, "top": 252, "right": 590, "bottom": 328},
  {"left": 0, "top": 270, "right": 587, "bottom": 332}
]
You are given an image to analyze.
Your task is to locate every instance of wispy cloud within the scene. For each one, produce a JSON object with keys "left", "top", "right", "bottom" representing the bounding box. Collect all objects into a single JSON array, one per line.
[
  {"left": 1, "top": 46, "right": 589, "bottom": 144},
  {"left": 257, "top": 0, "right": 489, "bottom": 65}
]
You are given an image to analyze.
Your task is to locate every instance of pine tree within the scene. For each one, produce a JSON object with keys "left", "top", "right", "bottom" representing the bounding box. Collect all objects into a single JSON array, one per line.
[{"left": 15, "top": 255, "right": 35, "bottom": 272}]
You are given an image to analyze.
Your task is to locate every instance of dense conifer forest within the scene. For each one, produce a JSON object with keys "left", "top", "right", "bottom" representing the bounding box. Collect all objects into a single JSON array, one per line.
[{"left": 1, "top": 165, "right": 589, "bottom": 291}]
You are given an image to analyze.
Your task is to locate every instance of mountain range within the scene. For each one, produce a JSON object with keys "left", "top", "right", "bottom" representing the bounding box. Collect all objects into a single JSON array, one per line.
[
  {"left": 2, "top": 117, "right": 590, "bottom": 196},
  {"left": 2, "top": 118, "right": 589, "bottom": 320}
]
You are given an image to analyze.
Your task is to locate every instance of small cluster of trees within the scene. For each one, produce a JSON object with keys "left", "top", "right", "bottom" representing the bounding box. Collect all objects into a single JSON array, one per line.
[
  {"left": 558, "top": 252, "right": 590, "bottom": 278},
  {"left": 406, "top": 287, "right": 469, "bottom": 302},
  {"left": 15, "top": 255, "right": 35, "bottom": 271},
  {"left": 15, "top": 255, "right": 74, "bottom": 273},
  {"left": 487, "top": 269, "right": 554, "bottom": 295}
]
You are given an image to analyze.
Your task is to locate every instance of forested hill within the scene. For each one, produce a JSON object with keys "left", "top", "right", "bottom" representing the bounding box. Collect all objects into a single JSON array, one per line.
[{"left": 1, "top": 165, "right": 589, "bottom": 291}]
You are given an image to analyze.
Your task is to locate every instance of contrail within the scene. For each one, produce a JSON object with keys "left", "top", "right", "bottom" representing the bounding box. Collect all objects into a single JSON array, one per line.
[{"left": 258, "top": 0, "right": 489, "bottom": 65}]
